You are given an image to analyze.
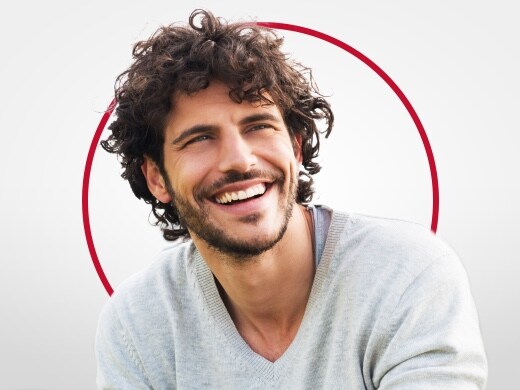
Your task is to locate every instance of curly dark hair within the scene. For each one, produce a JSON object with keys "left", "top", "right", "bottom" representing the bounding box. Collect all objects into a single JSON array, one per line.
[{"left": 101, "top": 9, "right": 334, "bottom": 241}]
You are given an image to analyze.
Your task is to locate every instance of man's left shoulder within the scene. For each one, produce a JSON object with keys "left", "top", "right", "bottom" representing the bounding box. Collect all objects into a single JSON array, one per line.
[{"left": 330, "top": 210, "right": 463, "bottom": 281}]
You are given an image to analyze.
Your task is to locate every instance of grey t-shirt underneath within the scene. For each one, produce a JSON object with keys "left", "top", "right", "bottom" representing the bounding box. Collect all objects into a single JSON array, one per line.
[{"left": 308, "top": 204, "right": 332, "bottom": 267}]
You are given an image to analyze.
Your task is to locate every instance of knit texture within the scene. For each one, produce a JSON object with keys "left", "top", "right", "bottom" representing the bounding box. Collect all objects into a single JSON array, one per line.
[{"left": 96, "top": 208, "right": 487, "bottom": 389}]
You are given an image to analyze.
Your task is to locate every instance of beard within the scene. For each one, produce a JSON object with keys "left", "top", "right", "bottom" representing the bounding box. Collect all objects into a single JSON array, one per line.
[{"left": 164, "top": 169, "right": 297, "bottom": 259}]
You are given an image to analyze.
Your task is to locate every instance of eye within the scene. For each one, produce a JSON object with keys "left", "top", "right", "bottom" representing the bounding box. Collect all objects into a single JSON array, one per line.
[
  {"left": 184, "top": 134, "right": 211, "bottom": 146},
  {"left": 248, "top": 124, "right": 272, "bottom": 132}
]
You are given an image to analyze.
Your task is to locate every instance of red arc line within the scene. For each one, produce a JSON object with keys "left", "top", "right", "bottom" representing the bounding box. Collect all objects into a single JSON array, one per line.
[
  {"left": 82, "top": 99, "right": 116, "bottom": 296},
  {"left": 83, "top": 23, "right": 439, "bottom": 296},
  {"left": 256, "top": 22, "right": 439, "bottom": 233}
]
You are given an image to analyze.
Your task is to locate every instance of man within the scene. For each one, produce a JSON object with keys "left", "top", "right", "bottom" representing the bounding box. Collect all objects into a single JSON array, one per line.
[{"left": 96, "top": 9, "right": 487, "bottom": 389}]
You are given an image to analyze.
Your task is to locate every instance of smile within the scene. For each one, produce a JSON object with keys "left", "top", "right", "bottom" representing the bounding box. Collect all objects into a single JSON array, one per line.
[{"left": 214, "top": 183, "right": 267, "bottom": 205}]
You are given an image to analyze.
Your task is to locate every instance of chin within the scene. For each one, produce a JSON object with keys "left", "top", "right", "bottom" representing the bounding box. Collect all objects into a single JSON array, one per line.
[{"left": 200, "top": 215, "right": 291, "bottom": 259}]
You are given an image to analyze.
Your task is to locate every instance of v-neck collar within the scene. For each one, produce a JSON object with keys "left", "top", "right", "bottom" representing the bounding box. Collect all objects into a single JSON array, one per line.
[{"left": 192, "top": 210, "right": 350, "bottom": 380}]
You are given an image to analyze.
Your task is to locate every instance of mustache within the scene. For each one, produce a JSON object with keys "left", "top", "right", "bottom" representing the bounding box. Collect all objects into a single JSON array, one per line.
[{"left": 196, "top": 169, "right": 285, "bottom": 201}]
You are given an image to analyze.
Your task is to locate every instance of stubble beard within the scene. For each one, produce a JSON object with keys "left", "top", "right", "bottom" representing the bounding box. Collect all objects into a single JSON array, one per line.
[{"left": 164, "top": 170, "right": 298, "bottom": 260}]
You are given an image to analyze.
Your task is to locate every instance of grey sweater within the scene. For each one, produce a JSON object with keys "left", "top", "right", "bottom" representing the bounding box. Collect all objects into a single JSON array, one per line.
[{"left": 96, "top": 209, "right": 487, "bottom": 389}]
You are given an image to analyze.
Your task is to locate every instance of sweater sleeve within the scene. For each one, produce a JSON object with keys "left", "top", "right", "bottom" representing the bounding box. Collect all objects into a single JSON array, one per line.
[
  {"left": 95, "top": 300, "right": 153, "bottom": 390},
  {"left": 372, "top": 254, "right": 488, "bottom": 389}
]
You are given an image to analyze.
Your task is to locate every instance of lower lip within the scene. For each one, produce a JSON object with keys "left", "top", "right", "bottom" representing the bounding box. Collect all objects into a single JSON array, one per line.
[{"left": 211, "top": 185, "right": 275, "bottom": 216}]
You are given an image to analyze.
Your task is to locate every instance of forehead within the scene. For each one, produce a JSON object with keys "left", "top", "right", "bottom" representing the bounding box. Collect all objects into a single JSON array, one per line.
[{"left": 166, "top": 81, "right": 283, "bottom": 132}]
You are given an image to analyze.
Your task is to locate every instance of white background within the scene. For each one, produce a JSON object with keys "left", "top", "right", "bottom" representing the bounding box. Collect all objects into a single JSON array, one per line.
[{"left": 1, "top": 1, "right": 518, "bottom": 388}]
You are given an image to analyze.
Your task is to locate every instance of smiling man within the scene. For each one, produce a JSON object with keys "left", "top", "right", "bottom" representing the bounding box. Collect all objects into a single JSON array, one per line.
[{"left": 95, "top": 10, "right": 487, "bottom": 389}]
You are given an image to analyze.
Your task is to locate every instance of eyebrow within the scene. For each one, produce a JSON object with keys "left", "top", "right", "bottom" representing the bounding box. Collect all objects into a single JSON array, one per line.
[
  {"left": 238, "top": 113, "right": 280, "bottom": 126},
  {"left": 171, "top": 125, "right": 215, "bottom": 146},
  {"left": 171, "top": 113, "right": 281, "bottom": 145}
]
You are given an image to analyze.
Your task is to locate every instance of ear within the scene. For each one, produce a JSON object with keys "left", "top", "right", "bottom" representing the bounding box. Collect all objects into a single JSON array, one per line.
[
  {"left": 293, "top": 133, "right": 303, "bottom": 164},
  {"left": 141, "top": 157, "right": 172, "bottom": 204}
]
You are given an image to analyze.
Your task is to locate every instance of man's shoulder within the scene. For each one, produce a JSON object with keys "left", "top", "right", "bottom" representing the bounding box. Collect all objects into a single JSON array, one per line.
[
  {"left": 324, "top": 210, "right": 473, "bottom": 327},
  {"left": 107, "top": 240, "right": 196, "bottom": 313},
  {"left": 331, "top": 209, "right": 452, "bottom": 251},
  {"left": 328, "top": 209, "right": 461, "bottom": 282}
]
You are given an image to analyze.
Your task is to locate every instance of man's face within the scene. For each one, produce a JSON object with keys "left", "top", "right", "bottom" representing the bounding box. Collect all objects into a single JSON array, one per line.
[{"left": 154, "top": 81, "right": 301, "bottom": 257}]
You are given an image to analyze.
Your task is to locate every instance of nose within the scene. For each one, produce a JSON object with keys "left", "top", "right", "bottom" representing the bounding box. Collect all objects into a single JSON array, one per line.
[{"left": 217, "top": 130, "right": 258, "bottom": 173}]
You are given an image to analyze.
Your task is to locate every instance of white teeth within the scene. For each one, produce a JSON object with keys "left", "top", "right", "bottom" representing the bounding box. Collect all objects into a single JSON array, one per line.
[{"left": 215, "top": 183, "right": 267, "bottom": 204}]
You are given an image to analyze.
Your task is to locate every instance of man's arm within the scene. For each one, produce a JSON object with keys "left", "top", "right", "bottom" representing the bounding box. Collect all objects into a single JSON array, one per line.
[
  {"left": 371, "top": 254, "right": 488, "bottom": 389},
  {"left": 95, "top": 301, "right": 153, "bottom": 390}
]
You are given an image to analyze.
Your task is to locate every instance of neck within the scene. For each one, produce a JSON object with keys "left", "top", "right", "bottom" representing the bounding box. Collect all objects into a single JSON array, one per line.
[{"left": 193, "top": 204, "right": 315, "bottom": 361}]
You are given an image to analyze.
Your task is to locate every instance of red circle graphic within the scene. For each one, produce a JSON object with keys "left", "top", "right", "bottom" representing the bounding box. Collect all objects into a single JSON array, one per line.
[{"left": 83, "top": 23, "right": 439, "bottom": 296}]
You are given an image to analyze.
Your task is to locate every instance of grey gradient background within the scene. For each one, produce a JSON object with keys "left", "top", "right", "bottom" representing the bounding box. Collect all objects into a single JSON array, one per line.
[{"left": 1, "top": 1, "right": 518, "bottom": 388}]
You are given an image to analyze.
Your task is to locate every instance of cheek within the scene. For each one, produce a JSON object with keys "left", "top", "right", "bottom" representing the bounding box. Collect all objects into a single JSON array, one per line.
[
  {"left": 257, "top": 134, "right": 297, "bottom": 158},
  {"left": 266, "top": 143, "right": 300, "bottom": 171},
  {"left": 169, "top": 156, "right": 215, "bottom": 197}
]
